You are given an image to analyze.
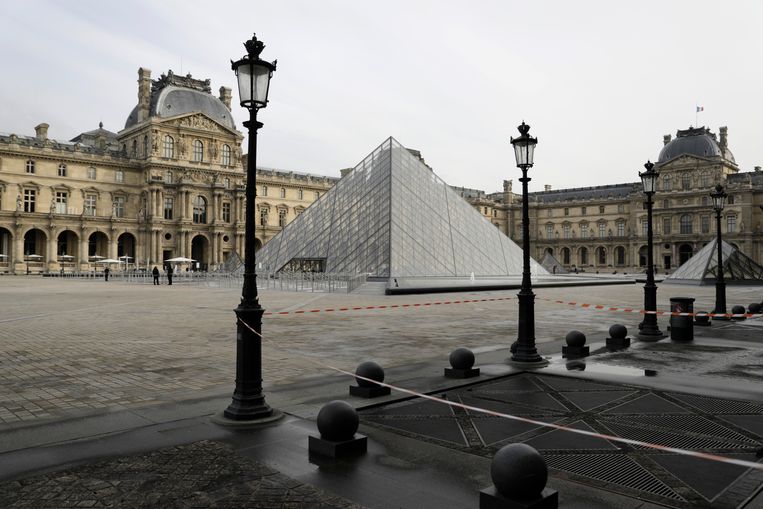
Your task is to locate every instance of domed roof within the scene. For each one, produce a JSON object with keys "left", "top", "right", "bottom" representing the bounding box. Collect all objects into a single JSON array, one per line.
[
  {"left": 125, "top": 72, "right": 235, "bottom": 130},
  {"left": 658, "top": 126, "right": 735, "bottom": 164}
]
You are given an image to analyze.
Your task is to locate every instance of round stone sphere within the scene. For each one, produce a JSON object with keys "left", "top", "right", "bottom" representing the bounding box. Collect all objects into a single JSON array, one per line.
[
  {"left": 490, "top": 443, "right": 548, "bottom": 498},
  {"left": 694, "top": 312, "right": 710, "bottom": 324},
  {"left": 748, "top": 303, "right": 762, "bottom": 314},
  {"left": 608, "top": 324, "right": 627, "bottom": 339},
  {"left": 732, "top": 305, "right": 746, "bottom": 315},
  {"left": 316, "top": 400, "right": 359, "bottom": 441},
  {"left": 355, "top": 361, "right": 385, "bottom": 388},
  {"left": 449, "top": 347, "right": 475, "bottom": 370},
  {"left": 565, "top": 330, "right": 586, "bottom": 347}
]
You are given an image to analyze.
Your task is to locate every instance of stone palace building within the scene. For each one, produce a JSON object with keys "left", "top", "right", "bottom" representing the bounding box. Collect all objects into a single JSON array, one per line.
[
  {"left": 0, "top": 69, "right": 335, "bottom": 274},
  {"left": 1, "top": 66, "right": 761, "bottom": 275}
]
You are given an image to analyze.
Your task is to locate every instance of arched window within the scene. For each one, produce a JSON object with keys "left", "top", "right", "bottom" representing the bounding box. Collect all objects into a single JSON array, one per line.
[
  {"left": 163, "top": 135, "right": 174, "bottom": 158},
  {"left": 680, "top": 214, "right": 693, "bottom": 234},
  {"left": 700, "top": 172, "right": 710, "bottom": 187},
  {"left": 193, "top": 196, "right": 207, "bottom": 223},
  {"left": 131, "top": 140, "right": 137, "bottom": 157},
  {"left": 143, "top": 135, "right": 148, "bottom": 157},
  {"left": 598, "top": 247, "right": 607, "bottom": 265},
  {"left": 681, "top": 174, "right": 691, "bottom": 190},
  {"left": 662, "top": 175, "right": 672, "bottom": 191},
  {"left": 193, "top": 140, "right": 203, "bottom": 162},
  {"left": 221, "top": 144, "right": 231, "bottom": 166},
  {"left": 562, "top": 247, "right": 570, "bottom": 265}
]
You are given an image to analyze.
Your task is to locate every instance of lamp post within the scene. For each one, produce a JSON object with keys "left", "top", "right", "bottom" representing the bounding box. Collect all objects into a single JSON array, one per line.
[
  {"left": 637, "top": 161, "right": 664, "bottom": 340},
  {"left": 220, "top": 34, "right": 280, "bottom": 422},
  {"left": 509, "top": 122, "right": 547, "bottom": 367},
  {"left": 710, "top": 183, "right": 728, "bottom": 320}
]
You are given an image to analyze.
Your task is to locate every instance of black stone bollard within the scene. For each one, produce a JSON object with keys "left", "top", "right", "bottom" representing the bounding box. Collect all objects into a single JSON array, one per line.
[
  {"left": 669, "top": 297, "right": 695, "bottom": 341},
  {"left": 694, "top": 311, "right": 711, "bottom": 327},
  {"left": 480, "top": 443, "right": 558, "bottom": 508},
  {"left": 309, "top": 400, "right": 367, "bottom": 459},
  {"left": 732, "top": 305, "right": 747, "bottom": 321},
  {"left": 562, "top": 330, "right": 589, "bottom": 358},
  {"left": 605, "top": 324, "right": 631, "bottom": 350},
  {"left": 749, "top": 303, "right": 762, "bottom": 315},
  {"left": 349, "top": 361, "right": 391, "bottom": 398},
  {"left": 445, "top": 347, "right": 480, "bottom": 378}
]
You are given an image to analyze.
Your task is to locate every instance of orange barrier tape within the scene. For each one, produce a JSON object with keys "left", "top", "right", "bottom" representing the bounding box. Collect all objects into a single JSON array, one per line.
[
  {"left": 540, "top": 298, "right": 762, "bottom": 320},
  {"left": 263, "top": 297, "right": 513, "bottom": 316},
  {"left": 238, "top": 317, "right": 763, "bottom": 472}
]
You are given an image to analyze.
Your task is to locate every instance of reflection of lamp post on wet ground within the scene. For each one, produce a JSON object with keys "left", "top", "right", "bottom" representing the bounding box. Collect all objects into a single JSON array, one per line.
[
  {"left": 509, "top": 122, "right": 548, "bottom": 367},
  {"left": 711, "top": 183, "right": 728, "bottom": 320},
  {"left": 216, "top": 34, "right": 281, "bottom": 424},
  {"left": 637, "top": 161, "right": 665, "bottom": 340}
]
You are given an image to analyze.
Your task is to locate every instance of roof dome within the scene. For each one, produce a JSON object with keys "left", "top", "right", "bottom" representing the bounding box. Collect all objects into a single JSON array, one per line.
[
  {"left": 658, "top": 126, "right": 735, "bottom": 164},
  {"left": 125, "top": 71, "right": 236, "bottom": 130}
]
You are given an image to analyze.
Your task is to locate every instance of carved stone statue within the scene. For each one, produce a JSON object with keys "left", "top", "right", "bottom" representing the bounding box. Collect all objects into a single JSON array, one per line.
[{"left": 16, "top": 195, "right": 21, "bottom": 211}]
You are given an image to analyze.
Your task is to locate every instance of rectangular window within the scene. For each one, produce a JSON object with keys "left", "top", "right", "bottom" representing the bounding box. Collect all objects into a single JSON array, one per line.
[
  {"left": 701, "top": 215, "right": 710, "bottom": 233},
  {"left": 598, "top": 223, "right": 606, "bottom": 238},
  {"left": 547, "top": 209, "right": 553, "bottom": 217},
  {"left": 581, "top": 206, "right": 587, "bottom": 215},
  {"left": 26, "top": 160, "right": 35, "bottom": 174},
  {"left": 260, "top": 208, "right": 268, "bottom": 226},
  {"left": 315, "top": 191, "right": 320, "bottom": 200},
  {"left": 84, "top": 195, "right": 96, "bottom": 216},
  {"left": 641, "top": 219, "right": 648, "bottom": 236},
  {"left": 280, "top": 188, "right": 286, "bottom": 199},
  {"left": 23, "top": 189, "right": 36, "bottom": 212},
  {"left": 663, "top": 217, "right": 671, "bottom": 234},
  {"left": 681, "top": 174, "right": 691, "bottom": 190},
  {"left": 224, "top": 178, "right": 230, "bottom": 189},
  {"left": 164, "top": 197, "right": 173, "bottom": 220},
  {"left": 564, "top": 208, "right": 569, "bottom": 216},
  {"left": 663, "top": 200, "right": 670, "bottom": 208},
  {"left": 115, "top": 169, "right": 124, "bottom": 183},
  {"left": 563, "top": 224, "right": 571, "bottom": 239},
  {"left": 298, "top": 189, "right": 304, "bottom": 200},
  {"left": 113, "top": 196, "right": 125, "bottom": 218},
  {"left": 546, "top": 224, "right": 553, "bottom": 240},
  {"left": 599, "top": 205, "right": 605, "bottom": 213},
  {"left": 88, "top": 167, "right": 96, "bottom": 180},
  {"left": 279, "top": 209, "right": 287, "bottom": 227},
  {"left": 617, "top": 222, "right": 625, "bottom": 237},
  {"left": 728, "top": 195, "right": 735, "bottom": 205},
  {"left": 222, "top": 202, "right": 231, "bottom": 223},
  {"left": 580, "top": 224, "right": 588, "bottom": 238},
  {"left": 58, "top": 164, "right": 67, "bottom": 177},
  {"left": 727, "top": 215, "right": 736, "bottom": 233},
  {"left": 261, "top": 186, "right": 268, "bottom": 197},
  {"left": 663, "top": 176, "right": 672, "bottom": 191},
  {"left": 617, "top": 204, "right": 625, "bottom": 213},
  {"left": 55, "top": 192, "right": 68, "bottom": 214}
]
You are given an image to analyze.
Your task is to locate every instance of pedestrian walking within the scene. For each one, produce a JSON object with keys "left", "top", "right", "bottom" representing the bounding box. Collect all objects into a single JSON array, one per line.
[
  {"left": 167, "top": 265, "right": 173, "bottom": 285},
  {"left": 152, "top": 266, "right": 160, "bottom": 285},
  {"left": 104, "top": 267, "right": 110, "bottom": 282}
]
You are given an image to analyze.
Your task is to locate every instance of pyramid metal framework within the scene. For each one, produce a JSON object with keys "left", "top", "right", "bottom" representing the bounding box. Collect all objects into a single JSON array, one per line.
[
  {"left": 256, "top": 137, "right": 547, "bottom": 278},
  {"left": 665, "top": 238, "right": 763, "bottom": 285},
  {"left": 540, "top": 251, "right": 568, "bottom": 274}
]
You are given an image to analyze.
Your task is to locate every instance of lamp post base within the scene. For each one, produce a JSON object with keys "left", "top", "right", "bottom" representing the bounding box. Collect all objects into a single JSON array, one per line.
[
  {"left": 637, "top": 329, "right": 666, "bottom": 342},
  {"left": 211, "top": 409, "right": 284, "bottom": 428}
]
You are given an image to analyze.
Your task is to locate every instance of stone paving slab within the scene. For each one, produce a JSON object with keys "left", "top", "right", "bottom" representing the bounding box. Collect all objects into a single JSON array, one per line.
[{"left": 0, "top": 440, "right": 363, "bottom": 508}]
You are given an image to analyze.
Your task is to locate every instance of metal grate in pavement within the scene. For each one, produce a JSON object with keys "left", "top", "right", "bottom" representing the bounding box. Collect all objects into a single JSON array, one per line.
[{"left": 668, "top": 393, "right": 763, "bottom": 415}]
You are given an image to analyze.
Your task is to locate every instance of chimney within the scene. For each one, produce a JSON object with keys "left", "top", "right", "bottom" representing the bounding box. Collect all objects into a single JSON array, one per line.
[
  {"left": 754, "top": 166, "right": 761, "bottom": 172},
  {"left": 719, "top": 126, "right": 728, "bottom": 152},
  {"left": 544, "top": 184, "right": 552, "bottom": 192},
  {"left": 34, "top": 123, "right": 49, "bottom": 141},
  {"left": 503, "top": 179, "right": 513, "bottom": 204},
  {"left": 219, "top": 86, "right": 232, "bottom": 110},
  {"left": 663, "top": 134, "right": 672, "bottom": 145},
  {"left": 137, "top": 68, "right": 152, "bottom": 123}
]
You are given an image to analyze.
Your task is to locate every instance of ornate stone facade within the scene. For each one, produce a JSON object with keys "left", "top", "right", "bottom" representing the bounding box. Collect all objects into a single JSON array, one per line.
[
  {"left": 0, "top": 68, "right": 335, "bottom": 274},
  {"left": 477, "top": 126, "right": 763, "bottom": 273}
]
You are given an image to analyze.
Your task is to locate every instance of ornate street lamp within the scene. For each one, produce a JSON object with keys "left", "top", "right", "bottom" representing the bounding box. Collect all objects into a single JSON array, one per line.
[
  {"left": 710, "top": 183, "right": 728, "bottom": 320},
  {"left": 637, "top": 161, "right": 664, "bottom": 340},
  {"left": 219, "top": 34, "right": 280, "bottom": 423},
  {"left": 509, "top": 122, "right": 547, "bottom": 367}
]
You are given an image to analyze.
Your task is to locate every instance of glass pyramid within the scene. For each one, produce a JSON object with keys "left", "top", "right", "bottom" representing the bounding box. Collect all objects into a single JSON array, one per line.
[
  {"left": 665, "top": 238, "right": 763, "bottom": 285},
  {"left": 256, "top": 137, "right": 547, "bottom": 278}
]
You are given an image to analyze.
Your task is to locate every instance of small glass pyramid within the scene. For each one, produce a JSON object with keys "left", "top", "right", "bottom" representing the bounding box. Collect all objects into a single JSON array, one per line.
[
  {"left": 256, "top": 137, "right": 546, "bottom": 278},
  {"left": 665, "top": 238, "right": 763, "bottom": 285}
]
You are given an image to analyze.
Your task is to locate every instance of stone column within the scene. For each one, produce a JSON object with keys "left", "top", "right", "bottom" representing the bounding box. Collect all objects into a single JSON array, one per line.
[{"left": 47, "top": 230, "right": 55, "bottom": 263}]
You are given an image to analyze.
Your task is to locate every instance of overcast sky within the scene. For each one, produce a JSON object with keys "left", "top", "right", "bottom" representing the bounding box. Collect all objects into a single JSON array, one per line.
[{"left": 2, "top": 0, "right": 761, "bottom": 193}]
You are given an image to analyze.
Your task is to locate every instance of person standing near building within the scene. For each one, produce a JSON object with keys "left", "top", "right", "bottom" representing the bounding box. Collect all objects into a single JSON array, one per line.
[
  {"left": 152, "top": 266, "right": 160, "bottom": 285},
  {"left": 167, "top": 264, "right": 173, "bottom": 285},
  {"left": 104, "top": 267, "right": 110, "bottom": 282}
]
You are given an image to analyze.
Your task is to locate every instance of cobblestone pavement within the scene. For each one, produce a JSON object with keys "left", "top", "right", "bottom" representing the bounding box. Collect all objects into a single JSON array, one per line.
[
  {"left": 0, "top": 276, "right": 761, "bottom": 427},
  {"left": 0, "top": 440, "right": 363, "bottom": 508}
]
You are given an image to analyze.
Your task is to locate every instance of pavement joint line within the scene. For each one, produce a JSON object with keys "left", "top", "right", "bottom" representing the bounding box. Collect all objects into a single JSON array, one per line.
[
  {"left": 261, "top": 296, "right": 515, "bottom": 316},
  {"left": 0, "top": 299, "right": 162, "bottom": 324},
  {"left": 237, "top": 316, "right": 763, "bottom": 472}
]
